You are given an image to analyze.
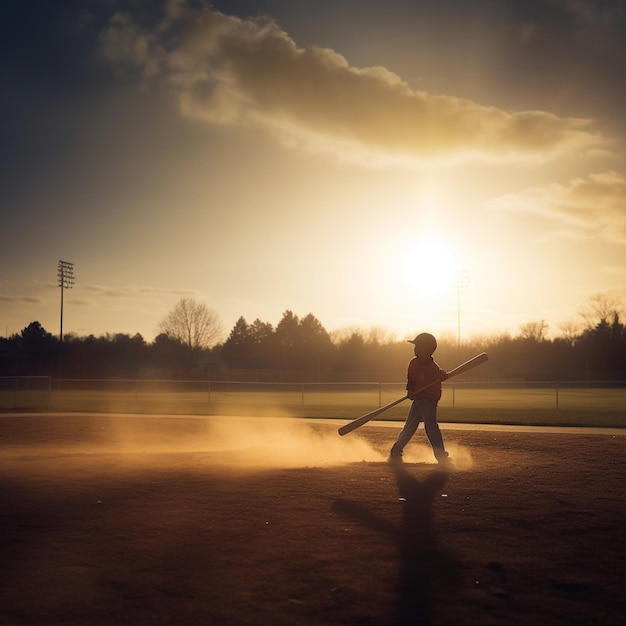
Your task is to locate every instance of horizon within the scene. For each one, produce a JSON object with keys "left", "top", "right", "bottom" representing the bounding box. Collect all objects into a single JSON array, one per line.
[{"left": 5, "top": 292, "right": 619, "bottom": 346}]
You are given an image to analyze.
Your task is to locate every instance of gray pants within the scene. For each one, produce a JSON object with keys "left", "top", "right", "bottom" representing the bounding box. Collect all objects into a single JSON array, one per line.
[{"left": 390, "top": 398, "right": 447, "bottom": 461}]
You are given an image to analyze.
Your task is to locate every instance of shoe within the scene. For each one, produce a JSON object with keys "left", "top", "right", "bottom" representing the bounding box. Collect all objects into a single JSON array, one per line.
[
  {"left": 388, "top": 452, "right": 403, "bottom": 463},
  {"left": 437, "top": 455, "right": 454, "bottom": 468}
]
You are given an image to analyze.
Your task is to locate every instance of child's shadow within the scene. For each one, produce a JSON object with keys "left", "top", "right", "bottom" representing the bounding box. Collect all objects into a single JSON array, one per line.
[{"left": 333, "top": 463, "right": 460, "bottom": 625}]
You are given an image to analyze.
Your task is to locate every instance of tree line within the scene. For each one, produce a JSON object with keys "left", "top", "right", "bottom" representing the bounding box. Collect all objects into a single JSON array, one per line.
[{"left": 1, "top": 294, "right": 625, "bottom": 381}]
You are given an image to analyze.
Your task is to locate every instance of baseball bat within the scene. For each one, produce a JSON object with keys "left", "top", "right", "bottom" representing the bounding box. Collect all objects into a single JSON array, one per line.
[
  {"left": 337, "top": 395, "right": 409, "bottom": 436},
  {"left": 337, "top": 352, "right": 488, "bottom": 436}
]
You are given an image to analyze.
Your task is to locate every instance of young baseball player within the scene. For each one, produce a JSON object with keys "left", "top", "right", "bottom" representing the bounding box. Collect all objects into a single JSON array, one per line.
[{"left": 389, "top": 332, "right": 452, "bottom": 465}]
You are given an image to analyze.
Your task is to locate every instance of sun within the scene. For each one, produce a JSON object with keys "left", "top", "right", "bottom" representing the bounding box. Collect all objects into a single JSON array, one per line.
[
  {"left": 401, "top": 234, "right": 459, "bottom": 299},
  {"left": 367, "top": 230, "right": 464, "bottom": 337}
]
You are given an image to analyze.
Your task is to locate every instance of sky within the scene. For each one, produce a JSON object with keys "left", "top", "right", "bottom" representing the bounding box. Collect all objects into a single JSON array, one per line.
[{"left": 1, "top": 0, "right": 625, "bottom": 345}]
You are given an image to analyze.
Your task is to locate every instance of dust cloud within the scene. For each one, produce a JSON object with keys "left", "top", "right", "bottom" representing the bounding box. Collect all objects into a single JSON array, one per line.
[
  {"left": 1, "top": 413, "right": 473, "bottom": 470},
  {"left": 198, "top": 417, "right": 386, "bottom": 467},
  {"left": 108, "top": 415, "right": 474, "bottom": 470},
  {"left": 46, "top": 414, "right": 389, "bottom": 469},
  {"left": 386, "top": 441, "right": 473, "bottom": 470}
]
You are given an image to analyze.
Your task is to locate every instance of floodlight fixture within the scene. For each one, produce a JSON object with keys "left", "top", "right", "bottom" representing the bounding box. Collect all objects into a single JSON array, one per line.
[{"left": 57, "top": 259, "right": 75, "bottom": 351}]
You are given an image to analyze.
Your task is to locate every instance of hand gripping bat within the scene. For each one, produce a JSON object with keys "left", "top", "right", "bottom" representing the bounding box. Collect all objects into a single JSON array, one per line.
[{"left": 337, "top": 352, "right": 488, "bottom": 436}]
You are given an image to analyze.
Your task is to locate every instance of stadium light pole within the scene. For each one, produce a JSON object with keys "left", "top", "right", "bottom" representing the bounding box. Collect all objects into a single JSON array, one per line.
[
  {"left": 455, "top": 269, "right": 469, "bottom": 349},
  {"left": 57, "top": 260, "right": 75, "bottom": 378}
]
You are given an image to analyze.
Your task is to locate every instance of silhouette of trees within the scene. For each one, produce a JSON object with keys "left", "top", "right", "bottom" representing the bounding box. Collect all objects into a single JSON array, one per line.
[
  {"left": 519, "top": 320, "right": 549, "bottom": 342},
  {"left": 278, "top": 311, "right": 334, "bottom": 372},
  {"left": 558, "top": 321, "right": 580, "bottom": 347},
  {"left": 221, "top": 313, "right": 267, "bottom": 368},
  {"left": 60, "top": 332, "right": 147, "bottom": 378},
  {"left": 330, "top": 328, "right": 409, "bottom": 381},
  {"left": 148, "top": 333, "right": 193, "bottom": 374},
  {"left": 221, "top": 311, "right": 333, "bottom": 376},
  {"left": 577, "top": 313, "right": 626, "bottom": 379},
  {"left": 158, "top": 298, "right": 223, "bottom": 351},
  {"left": 249, "top": 319, "right": 274, "bottom": 341},
  {"left": 579, "top": 292, "right": 622, "bottom": 329},
  {"left": 3, "top": 291, "right": 626, "bottom": 381},
  {"left": 15, "top": 322, "right": 57, "bottom": 374},
  {"left": 571, "top": 293, "right": 626, "bottom": 379}
]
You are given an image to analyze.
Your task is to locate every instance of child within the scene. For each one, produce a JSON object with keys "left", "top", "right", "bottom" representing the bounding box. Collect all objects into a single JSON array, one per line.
[{"left": 389, "top": 332, "right": 452, "bottom": 465}]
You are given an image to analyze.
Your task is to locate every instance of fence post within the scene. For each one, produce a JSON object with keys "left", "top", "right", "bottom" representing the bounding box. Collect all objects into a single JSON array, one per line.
[
  {"left": 379, "top": 382, "right": 382, "bottom": 407},
  {"left": 555, "top": 383, "right": 559, "bottom": 410}
]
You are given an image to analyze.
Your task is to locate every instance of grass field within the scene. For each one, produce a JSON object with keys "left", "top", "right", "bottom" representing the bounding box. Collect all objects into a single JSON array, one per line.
[{"left": 2, "top": 385, "right": 625, "bottom": 428}]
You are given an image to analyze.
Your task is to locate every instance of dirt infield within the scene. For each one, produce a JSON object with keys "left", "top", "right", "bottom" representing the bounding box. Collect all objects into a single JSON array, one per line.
[{"left": 1, "top": 413, "right": 624, "bottom": 625}]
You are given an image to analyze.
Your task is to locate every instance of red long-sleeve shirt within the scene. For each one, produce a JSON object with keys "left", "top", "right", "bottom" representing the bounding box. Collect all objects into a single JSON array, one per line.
[{"left": 406, "top": 357, "right": 447, "bottom": 401}]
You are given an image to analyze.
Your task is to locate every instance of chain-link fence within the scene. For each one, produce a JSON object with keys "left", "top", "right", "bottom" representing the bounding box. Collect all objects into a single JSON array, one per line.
[{"left": 2, "top": 378, "right": 625, "bottom": 424}]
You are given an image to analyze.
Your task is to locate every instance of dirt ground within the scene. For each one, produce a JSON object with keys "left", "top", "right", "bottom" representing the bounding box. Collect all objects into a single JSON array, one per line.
[{"left": 1, "top": 413, "right": 624, "bottom": 626}]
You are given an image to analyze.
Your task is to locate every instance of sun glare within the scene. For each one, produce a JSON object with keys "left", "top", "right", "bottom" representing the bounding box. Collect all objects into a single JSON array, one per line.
[
  {"left": 373, "top": 232, "right": 463, "bottom": 338},
  {"left": 401, "top": 235, "right": 459, "bottom": 299}
]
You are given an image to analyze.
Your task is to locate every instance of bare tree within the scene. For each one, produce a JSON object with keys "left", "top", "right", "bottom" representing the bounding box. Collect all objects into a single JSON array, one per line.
[
  {"left": 558, "top": 320, "right": 581, "bottom": 346},
  {"left": 578, "top": 292, "right": 623, "bottom": 329},
  {"left": 330, "top": 325, "right": 394, "bottom": 346},
  {"left": 519, "top": 320, "right": 549, "bottom": 341},
  {"left": 158, "top": 298, "right": 223, "bottom": 350}
]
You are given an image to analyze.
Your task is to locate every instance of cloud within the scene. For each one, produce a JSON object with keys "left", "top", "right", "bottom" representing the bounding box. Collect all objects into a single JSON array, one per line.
[
  {"left": 98, "top": 4, "right": 608, "bottom": 166},
  {"left": 0, "top": 295, "right": 42, "bottom": 304},
  {"left": 82, "top": 285, "right": 195, "bottom": 298},
  {"left": 489, "top": 171, "right": 626, "bottom": 243},
  {"left": 550, "top": 0, "right": 624, "bottom": 22},
  {"left": 519, "top": 20, "right": 539, "bottom": 43}
]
